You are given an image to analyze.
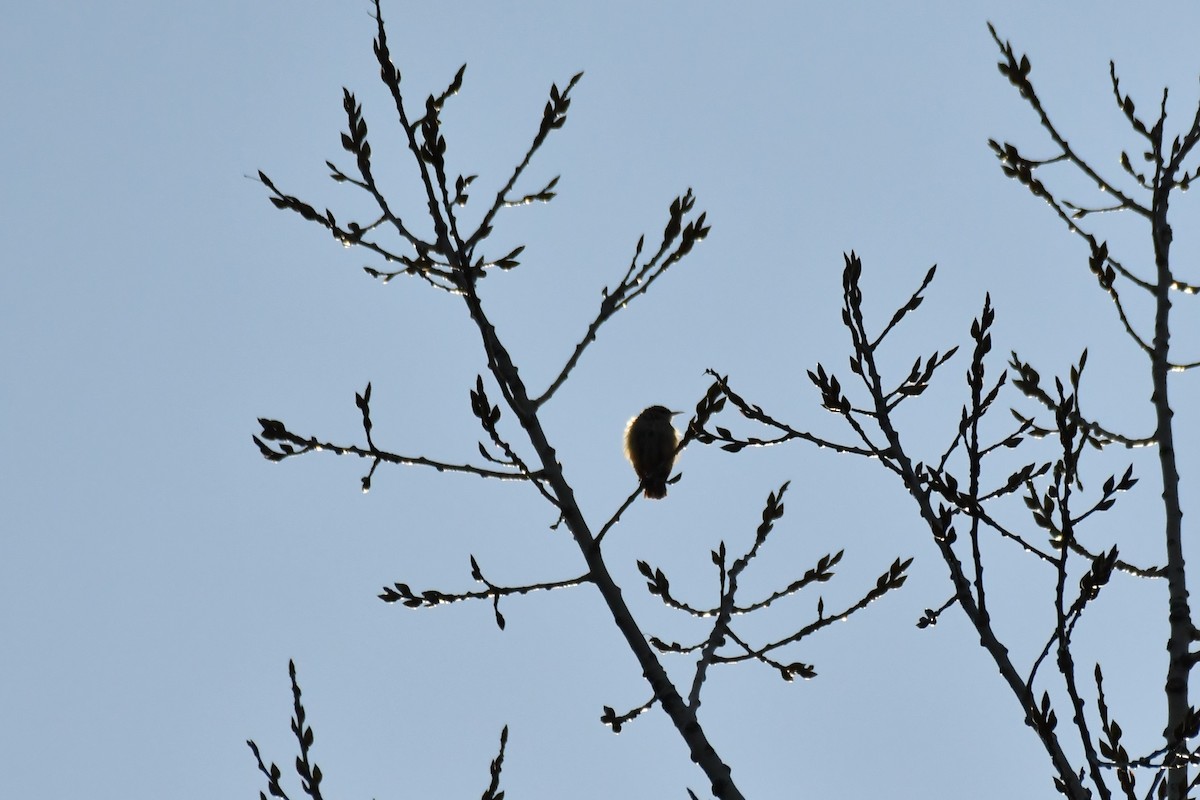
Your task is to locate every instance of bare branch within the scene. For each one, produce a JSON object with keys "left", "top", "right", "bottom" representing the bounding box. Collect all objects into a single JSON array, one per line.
[
  {"left": 254, "top": 415, "right": 531, "bottom": 482},
  {"left": 379, "top": 556, "right": 590, "bottom": 631},
  {"left": 988, "top": 23, "right": 1150, "bottom": 219},
  {"left": 535, "top": 191, "right": 710, "bottom": 407},
  {"left": 600, "top": 697, "right": 657, "bottom": 734}
]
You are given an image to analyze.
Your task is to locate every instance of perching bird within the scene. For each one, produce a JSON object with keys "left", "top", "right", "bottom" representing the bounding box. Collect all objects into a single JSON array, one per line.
[{"left": 624, "top": 405, "right": 681, "bottom": 499}]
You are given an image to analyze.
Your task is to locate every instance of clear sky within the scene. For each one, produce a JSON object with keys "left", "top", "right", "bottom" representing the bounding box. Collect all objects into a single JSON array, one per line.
[{"left": 5, "top": 2, "right": 1200, "bottom": 798}]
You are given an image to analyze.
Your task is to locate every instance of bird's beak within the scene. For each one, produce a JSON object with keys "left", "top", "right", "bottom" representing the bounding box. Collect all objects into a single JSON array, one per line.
[{"left": 670, "top": 410, "right": 683, "bottom": 416}]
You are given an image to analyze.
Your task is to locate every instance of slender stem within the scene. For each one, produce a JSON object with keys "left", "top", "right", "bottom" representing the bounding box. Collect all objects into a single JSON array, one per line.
[{"left": 1151, "top": 149, "right": 1192, "bottom": 800}]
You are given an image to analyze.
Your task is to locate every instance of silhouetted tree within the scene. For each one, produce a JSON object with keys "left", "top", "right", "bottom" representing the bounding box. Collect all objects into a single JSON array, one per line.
[
  {"left": 246, "top": 2, "right": 909, "bottom": 798},
  {"left": 703, "top": 24, "right": 1200, "bottom": 800}
]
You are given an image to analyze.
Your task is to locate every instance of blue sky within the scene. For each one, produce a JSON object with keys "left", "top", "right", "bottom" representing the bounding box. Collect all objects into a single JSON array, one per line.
[{"left": 5, "top": 2, "right": 1200, "bottom": 798}]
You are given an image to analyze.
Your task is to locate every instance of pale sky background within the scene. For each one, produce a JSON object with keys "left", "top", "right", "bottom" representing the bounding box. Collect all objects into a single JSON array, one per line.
[{"left": 5, "top": 2, "right": 1200, "bottom": 798}]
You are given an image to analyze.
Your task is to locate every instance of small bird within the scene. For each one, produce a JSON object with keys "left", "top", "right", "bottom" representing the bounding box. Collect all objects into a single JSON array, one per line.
[{"left": 624, "top": 405, "right": 681, "bottom": 499}]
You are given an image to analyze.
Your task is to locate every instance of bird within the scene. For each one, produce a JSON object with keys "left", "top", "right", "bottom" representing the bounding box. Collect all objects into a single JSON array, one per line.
[{"left": 624, "top": 405, "right": 681, "bottom": 499}]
